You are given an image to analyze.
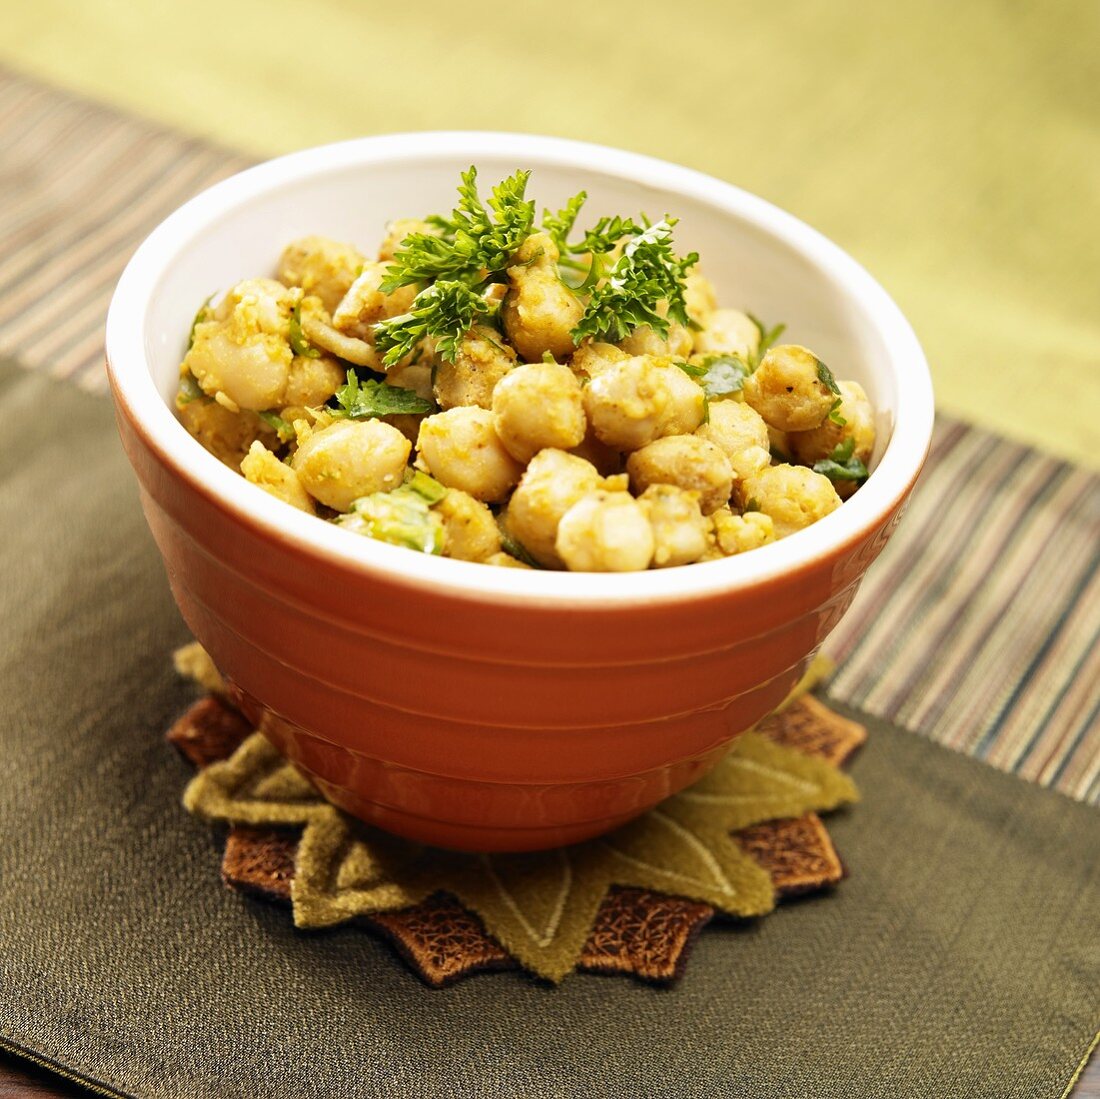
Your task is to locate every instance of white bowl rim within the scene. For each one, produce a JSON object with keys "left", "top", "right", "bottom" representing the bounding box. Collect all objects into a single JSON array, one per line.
[{"left": 105, "top": 130, "right": 934, "bottom": 609}]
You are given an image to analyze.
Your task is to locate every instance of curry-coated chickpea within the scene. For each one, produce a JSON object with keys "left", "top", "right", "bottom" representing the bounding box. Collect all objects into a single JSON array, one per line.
[
  {"left": 505, "top": 448, "right": 603, "bottom": 568},
  {"left": 501, "top": 232, "right": 584, "bottom": 361},
  {"left": 283, "top": 353, "right": 346, "bottom": 408},
  {"left": 436, "top": 490, "right": 502, "bottom": 562},
  {"left": 692, "top": 308, "right": 759, "bottom": 360},
  {"left": 184, "top": 279, "right": 297, "bottom": 412},
  {"left": 639, "top": 484, "right": 710, "bottom": 567},
  {"left": 569, "top": 340, "right": 628, "bottom": 381},
  {"left": 695, "top": 400, "right": 771, "bottom": 483},
  {"left": 415, "top": 407, "right": 523, "bottom": 503},
  {"left": 277, "top": 236, "right": 365, "bottom": 314},
  {"left": 491, "top": 361, "right": 586, "bottom": 463},
  {"left": 711, "top": 507, "right": 776, "bottom": 555},
  {"left": 789, "top": 379, "right": 876, "bottom": 466},
  {"left": 241, "top": 440, "right": 316, "bottom": 514},
  {"left": 683, "top": 271, "right": 718, "bottom": 326},
  {"left": 176, "top": 398, "right": 278, "bottom": 470},
  {"left": 627, "top": 435, "right": 733, "bottom": 515},
  {"left": 291, "top": 419, "right": 411, "bottom": 512},
  {"left": 737, "top": 464, "right": 841, "bottom": 539},
  {"left": 434, "top": 325, "right": 517, "bottom": 410},
  {"left": 583, "top": 356, "right": 706, "bottom": 452},
  {"left": 555, "top": 491, "right": 655, "bottom": 573},
  {"left": 331, "top": 262, "right": 417, "bottom": 339},
  {"left": 742, "top": 345, "right": 837, "bottom": 432},
  {"left": 618, "top": 321, "right": 693, "bottom": 359}
]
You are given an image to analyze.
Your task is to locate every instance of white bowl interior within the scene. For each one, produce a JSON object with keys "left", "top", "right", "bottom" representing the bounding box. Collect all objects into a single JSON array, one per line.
[
  {"left": 110, "top": 134, "right": 932, "bottom": 604},
  {"left": 145, "top": 153, "right": 894, "bottom": 463}
]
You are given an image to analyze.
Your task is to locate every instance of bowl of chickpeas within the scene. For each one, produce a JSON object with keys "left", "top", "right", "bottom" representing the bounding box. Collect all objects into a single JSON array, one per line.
[{"left": 106, "top": 133, "right": 934, "bottom": 851}]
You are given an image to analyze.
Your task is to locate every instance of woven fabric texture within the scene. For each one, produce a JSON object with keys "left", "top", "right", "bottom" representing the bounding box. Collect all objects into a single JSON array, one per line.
[{"left": 0, "top": 363, "right": 1097, "bottom": 1099}]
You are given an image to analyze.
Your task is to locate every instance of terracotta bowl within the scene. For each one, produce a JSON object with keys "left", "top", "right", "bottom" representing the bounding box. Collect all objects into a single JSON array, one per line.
[{"left": 105, "top": 133, "right": 934, "bottom": 851}]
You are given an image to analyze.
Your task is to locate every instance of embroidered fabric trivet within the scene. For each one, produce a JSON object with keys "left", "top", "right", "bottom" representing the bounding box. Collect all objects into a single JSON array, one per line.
[{"left": 171, "top": 647, "right": 864, "bottom": 984}]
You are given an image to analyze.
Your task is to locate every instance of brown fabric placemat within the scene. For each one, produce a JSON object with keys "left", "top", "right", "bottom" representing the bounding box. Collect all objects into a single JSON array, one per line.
[{"left": 1, "top": 361, "right": 1098, "bottom": 1098}]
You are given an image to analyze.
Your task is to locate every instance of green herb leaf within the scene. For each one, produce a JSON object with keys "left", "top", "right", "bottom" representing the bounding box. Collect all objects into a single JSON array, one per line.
[
  {"left": 815, "top": 357, "right": 841, "bottom": 396},
  {"left": 571, "top": 219, "right": 698, "bottom": 345},
  {"left": 744, "top": 497, "right": 762, "bottom": 513},
  {"left": 403, "top": 468, "right": 448, "bottom": 504},
  {"left": 374, "top": 281, "right": 494, "bottom": 366},
  {"left": 380, "top": 166, "right": 536, "bottom": 293},
  {"left": 746, "top": 313, "right": 786, "bottom": 367},
  {"left": 813, "top": 437, "right": 868, "bottom": 484},
  {"left": 542, "top": 191, "right": 587, "bottom": 253},
  {"left": 177, "top": 371, "right": 205, "bottom": 405},
  {"left": 690, "top": 353, "right": 752, "bottom": 398},
  {"left": 338, "top": 488, "right": 444, "bottom": 554},
  {"left": 498, "top": 522, "right": 543, "bottom": 569},
  {"left": 258, "top": 410, "right": 296, "bottom": 444},
  {"left": 290, "top": 302, "right": 321, "bottom": 359},
  {"left": 330, "top": 368, "right": 434, "bottom": 419},
  {"left": 827, "top": 397, "right": 847, "bottom": 426},
  {"left": 187, "top": 293, "right": 216, "bottom": 350}
]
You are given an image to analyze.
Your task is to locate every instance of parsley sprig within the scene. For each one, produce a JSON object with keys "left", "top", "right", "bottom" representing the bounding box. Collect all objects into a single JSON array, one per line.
[
  {"left": 374, "top": 281, "right": 494, "bottom": 366},
  {"left": 571, "top": 219, "right": 698, "bottom": 344},
  {"left": 380, "top": 168, "right": 535, "bottom": 293},
  {"left": 678, "top": 353, "right": 752, "bottom": 398},
  {"left": 329, "top": 368, "right": 434, "bottom": 419},
  {"left": 813, "top": 437, "right": 869, "bottom": 484}
]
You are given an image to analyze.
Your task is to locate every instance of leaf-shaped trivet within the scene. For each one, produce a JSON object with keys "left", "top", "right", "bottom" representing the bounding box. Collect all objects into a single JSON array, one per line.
[{"left": 182, "top": 713, "right": 856, "bottom": 983}]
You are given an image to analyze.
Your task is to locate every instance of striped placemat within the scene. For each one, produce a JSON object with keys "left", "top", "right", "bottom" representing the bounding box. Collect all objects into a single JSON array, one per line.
[{"left": 2, "top": 64, "right": 1097, "bottom": 803}]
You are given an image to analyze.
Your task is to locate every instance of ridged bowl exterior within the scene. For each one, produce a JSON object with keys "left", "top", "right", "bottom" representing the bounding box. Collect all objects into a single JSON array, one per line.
[{"left": 115, "top": 397, "right": 908, "bottom": 850}]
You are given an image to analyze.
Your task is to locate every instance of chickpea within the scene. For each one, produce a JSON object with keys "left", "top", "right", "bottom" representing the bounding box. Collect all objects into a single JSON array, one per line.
[
  {"left": 742, "top": 345, "right": 837, "bottom": 432},
  {"left": 789, "top": 378, "right": 876, "bottom": 471},
  {"left": 693, "top": 308, "right": 759, "bottom": 360},
  {"left": 501, "top": 232, "right": 584, "bottom": 361},
  {"left": 505, "top": 448, "right": 603, "bottom": 568},
  {"left": 737, "top": 464, "right": 841, "bottom": 539},
  {"left": 627, "top": 435, "right": 733, "bottom": 515},
  {"left": 568, "top": 429, "right": 623, "bottom": 476},
  {"left": 292, "top": 419, "right": 411, "bottom": 512},
  {"left": 556, "top": 491, "right": 655, "bottom": 572},
  {"left": 570, "top": 340, "right": 628, "bottom": 381},
  {"left": 331, "top": 262, "right": 417, "bottom": 339},
  {"left": 177, "top": 399, "right": 278, "bottom": 470},
  {"left": 768, "top": 425, "right": 791, "bottom": 462},
  {"left": 683, "top": 271, "right": 718, "bottom": 326},
  {"left": 298, "top": 296, "right": 384, "bottom": 370},
  {"left": 618, "top": 321, "right": 693, "bottom": 359},
  {"left": 416, "top": 407, "right": 522, "bottom": 503},
  {"left": 241, "top": 441, "right": 316, "bottom": 514},
  {"left": 184, "top": 279, "right": 296, "bottom": 412},
  {"left": 434, "top": 325, "right": 517, "bottom": 410},
  {"left": 283, "top": 353, "right": 346, "bottom": 407},
  {"left": 584, "top": 356, "right": 706, "bottom": 452},
  {"left": 491, "top": 361, "right": 586, "bottom": 463},
  {"left": 695, "top": 400, "right": 771, "bottom": 483},
  {"left": 639, "top": 484, "right": 710, "bottom": 567},
  {"left": 277, "top": 236, "right": 365, "bottom": 314},
  {"left": 436, "top": 490, "right": 502, "bottom": 562},
  {"left": 483, "top": 551, "right": 533, "bottom": 569},
  {"left": 711, "top": 507, "right": 776, "bottom": 555}
]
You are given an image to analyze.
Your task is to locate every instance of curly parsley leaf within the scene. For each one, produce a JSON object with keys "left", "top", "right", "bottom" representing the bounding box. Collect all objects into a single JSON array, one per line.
[
  {"left": 329, "top": 368, "right": 434, "bottom": 419},
  {"left": 571, "top": 219, "right": 698, "bottom": 345},
  {"left": 289, "top": 302, "right": 321, "bottom": 359},
  {"left": 542, "top": 191, "right": 587, "bottom": 253},
  {"left": 813, "top": 437, "right": 869, "bottom": 484},
  {"left": 258, "top": 411, "right": 296, "bottom": 444},
  {"left": 374, "top": 281, "right": 494, "bottom": 366},
  {"left": 380, "top": 167, "right": 535, "bottom": 293},
  {"left": 815, "top": 356, "right": 841, "bottom": 395},
  {"left": 827, "top": 397, "right": 848, "bottom": 426}
]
